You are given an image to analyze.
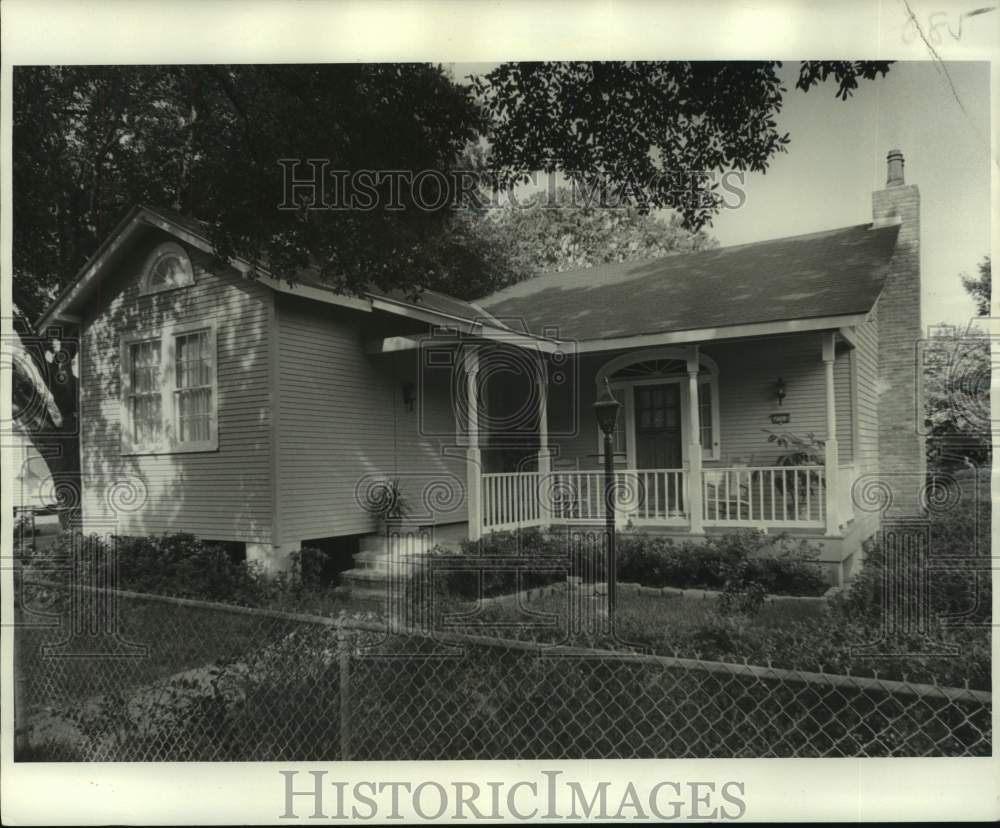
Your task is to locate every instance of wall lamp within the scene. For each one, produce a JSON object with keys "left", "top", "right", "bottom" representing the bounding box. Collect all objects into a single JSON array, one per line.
[
  {"left": 775, "top": 377, "right": 787, "bottom": 407},
  {"left": 402, "top": 382, "right": 417, "bottom": 412}
]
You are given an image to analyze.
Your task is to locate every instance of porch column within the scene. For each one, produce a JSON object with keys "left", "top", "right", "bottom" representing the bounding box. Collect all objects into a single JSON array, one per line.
[
  {"left": 823, "top": 333, "right": 841, "bottom": 536},
  {"left": 464, "top": 346, "right": 483, "bottom": 541},
  {"left": 686, "top": 346, "right": 705, "bottom": 535},
  {"left": 536, "top": 354, "right": 551, "bottom": 525}
]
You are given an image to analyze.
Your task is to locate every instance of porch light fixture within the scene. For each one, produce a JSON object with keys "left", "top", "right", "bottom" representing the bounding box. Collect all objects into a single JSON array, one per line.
[
  {"left": 775, "top": 377, "right": 787, "bottom": 407},
  {"left": 592, "top": 379, "right": 622, "bottom": 626},
  {"left": 593, "top": 379, "right": 623, "bottom": 436},
  {"left": 402, "top": 382, "right": 416, "bottom": 412}
]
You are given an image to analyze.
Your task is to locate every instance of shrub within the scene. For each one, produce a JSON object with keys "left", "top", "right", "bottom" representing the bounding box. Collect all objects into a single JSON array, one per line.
[
  {"left": 20, "top": 532, "right": 342, "bottom": 610},
  {"left": 618, "top": 530, "right": 827, "bottom": 596},
  {"left": 431, "top": 528, "right": 827, "bottom": 603},
  {"left": 290, "top": 546, "right": 334, "bottom": 589},
  {"left": 435, "top": 528, "right": 569, "bottom": 600}
]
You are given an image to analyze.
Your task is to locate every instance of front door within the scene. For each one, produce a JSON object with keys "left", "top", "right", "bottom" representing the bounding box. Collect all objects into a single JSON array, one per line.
[
  {"left": 634, "top": 383, "right": 682, "bottom": 469},
  {"left": 633, "top": 383, "right": 684, "bottom": 516}
]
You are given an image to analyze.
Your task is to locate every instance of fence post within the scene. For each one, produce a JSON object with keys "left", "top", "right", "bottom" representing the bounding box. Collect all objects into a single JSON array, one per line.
[
  {"left": 337, "top": 618, "right": 351, "bottom": 760},
  {"left": 13, "top": 570, "right": 30, "bottom": 757}
]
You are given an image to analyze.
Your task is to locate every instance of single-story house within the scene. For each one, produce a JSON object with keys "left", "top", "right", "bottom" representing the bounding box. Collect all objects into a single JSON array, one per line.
[{"left": 37, "top": 150, "right": 924, "bottom": 584}]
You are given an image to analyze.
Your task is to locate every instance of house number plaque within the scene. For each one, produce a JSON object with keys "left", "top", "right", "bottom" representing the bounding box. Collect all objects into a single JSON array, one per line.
[{"left": 769, "top": 413, "right": 790, "bottom": 425}]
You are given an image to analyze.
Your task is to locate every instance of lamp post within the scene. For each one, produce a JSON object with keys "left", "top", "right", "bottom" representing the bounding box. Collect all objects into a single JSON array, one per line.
[{"left": 592, "top": 379, "right": 623, "bottom": 626}]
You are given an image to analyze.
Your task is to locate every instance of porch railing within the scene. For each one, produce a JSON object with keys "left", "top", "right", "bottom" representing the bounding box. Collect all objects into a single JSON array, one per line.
[
  {"left": 482, "top": 471, "right": 542, "bottom": 532},
  {"left": 480, "top": 465, "right": 835, "bottom": 534},
  {"left": 702, "top": 466, "right": 825, "bottom": 528},
  {"left": 548, "top": 469, "right": 687, "bottom": 525}
]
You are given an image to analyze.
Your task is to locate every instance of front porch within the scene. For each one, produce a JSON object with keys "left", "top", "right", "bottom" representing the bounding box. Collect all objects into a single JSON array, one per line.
[
  {"left": 460, "top": 329, "right": 869, "bottom": 555},
  {"left": 481, "top": 463, "right": 859, "bottom": 534}
]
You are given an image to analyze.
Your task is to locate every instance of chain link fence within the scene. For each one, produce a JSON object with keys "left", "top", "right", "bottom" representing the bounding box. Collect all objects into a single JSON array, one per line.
[{"left": 15, "top": 577, "right": 992, "bottom": 761}]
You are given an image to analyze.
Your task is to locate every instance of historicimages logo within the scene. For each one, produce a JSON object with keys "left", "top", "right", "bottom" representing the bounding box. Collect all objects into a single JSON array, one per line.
[{"left": 279, "top": 770, "right": 747, "bottom": 821}]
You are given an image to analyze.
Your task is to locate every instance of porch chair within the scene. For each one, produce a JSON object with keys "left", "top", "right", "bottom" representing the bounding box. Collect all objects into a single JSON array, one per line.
[{"left": 702, "top": 457, "right": 753, "bottom": 522}]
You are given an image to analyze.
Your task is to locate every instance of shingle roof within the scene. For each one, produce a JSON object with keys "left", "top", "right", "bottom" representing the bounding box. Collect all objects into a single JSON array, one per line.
[
  {"left": 478, "top": 222, "right": 900, "bottom": 341},
  {"left": 144, "top": 206, "right": 502, "bottom": 327}
]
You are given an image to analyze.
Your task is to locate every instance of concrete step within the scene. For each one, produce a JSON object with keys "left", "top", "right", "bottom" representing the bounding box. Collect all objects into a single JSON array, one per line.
[
  {"left": 354, "top": 548, "right": 429, "bottom": 565},
  {"left": 359, "top": 530, "right": 433, "bottom": 553},
  {"left": 340, "top": 567, "right": 402, "bottom": 584}
]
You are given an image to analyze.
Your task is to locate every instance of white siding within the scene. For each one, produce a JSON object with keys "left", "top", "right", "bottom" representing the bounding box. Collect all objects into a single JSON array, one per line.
[
  {"left": 274, "top": 295, "right": 467, "bottom": 543},
  {"left": 79, "top": 231, "right": 273, "bottom": 542},
  {"left": 548, "top": 332, "right": 856, "bottom": 469}
]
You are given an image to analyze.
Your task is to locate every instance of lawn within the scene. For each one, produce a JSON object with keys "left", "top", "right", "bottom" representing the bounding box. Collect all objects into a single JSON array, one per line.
[{"left": 436, "top": 583, "right": 822, "bottom": 648}]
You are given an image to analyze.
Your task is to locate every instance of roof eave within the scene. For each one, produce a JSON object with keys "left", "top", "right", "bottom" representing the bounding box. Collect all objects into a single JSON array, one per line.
[
  {"left": 34, "top": 205, "right": 555, "bottom": 348},
  {"left": 571, "top": 311, "right": 873, "bottom": 353}
]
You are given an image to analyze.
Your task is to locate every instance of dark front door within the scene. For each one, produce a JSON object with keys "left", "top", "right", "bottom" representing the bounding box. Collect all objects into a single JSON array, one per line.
[
  {"left": 634, "top": 383, "right": 682, "bottom": 469},
  {"left": 633, "top": 383, "right": 684, "bottom": 516}
]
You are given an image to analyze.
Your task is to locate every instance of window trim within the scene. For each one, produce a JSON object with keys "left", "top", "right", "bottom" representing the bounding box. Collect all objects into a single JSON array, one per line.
[
  {"left": 120, "top": 319, "right": 219, "bottom": 455},
  {"left": 139, "top": 241, "right": 195, "bottom": 296}
]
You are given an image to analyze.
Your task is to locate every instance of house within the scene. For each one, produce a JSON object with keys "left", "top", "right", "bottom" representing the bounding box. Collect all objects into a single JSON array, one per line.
[{"left": 37, "top": 150, "right": 924, "bottom": 585}]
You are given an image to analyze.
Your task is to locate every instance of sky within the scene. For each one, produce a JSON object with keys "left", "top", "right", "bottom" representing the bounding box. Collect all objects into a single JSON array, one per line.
[{"left": 453, "top": 60, "right": 991, "bottom": 328}]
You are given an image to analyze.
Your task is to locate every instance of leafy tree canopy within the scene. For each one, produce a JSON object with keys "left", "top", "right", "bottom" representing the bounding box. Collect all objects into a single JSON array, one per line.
[
  {"left": 428, "top": 186, "right": 716, "bottom": 300},
  {"left": 961, "top": 257, "right": 991, "bottom": 316},
  {"left": 14, "top": 61, "right": 890, "bottom": 325},
  {"left": 474, "top": 61, "right": 891, "bottom": 229},
  {"left": 924, "top": 259, "right": 992, "bottom": 468},
  {"left": 13, "top": 64, "right": 483, "bottom": 322}
]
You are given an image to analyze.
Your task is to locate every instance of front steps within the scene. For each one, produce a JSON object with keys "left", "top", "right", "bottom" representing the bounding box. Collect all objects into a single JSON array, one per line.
[{"left": 335, "top": 524, "right": 462, "bottom": 605}]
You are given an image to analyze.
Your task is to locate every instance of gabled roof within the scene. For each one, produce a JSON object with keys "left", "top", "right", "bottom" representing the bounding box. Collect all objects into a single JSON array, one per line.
[
  {"left": 36, "top": 204, "right": 548, "bottom": 349},
  {"left": 38, "top": 205, "right": 897, "bottom": 353},
  {"left": 478, "top": 222, "right": 899, "bottom": 342}
]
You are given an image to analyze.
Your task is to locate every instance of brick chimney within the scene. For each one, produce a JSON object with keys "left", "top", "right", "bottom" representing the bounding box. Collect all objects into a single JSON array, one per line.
[{"left": 872, "top": 149, "right": 925, "bottom": 514}]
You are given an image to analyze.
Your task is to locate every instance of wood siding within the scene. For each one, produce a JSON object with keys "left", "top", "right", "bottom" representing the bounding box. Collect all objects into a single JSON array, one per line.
[
  {"left": 547, "top": 332, "right": 855, "bottom": 470},
  {"left": 78, "top": 230, "right": 273, "bottom": 542},
  {"left": 274, "top": 295, "right": 466, "bottom": 543}
]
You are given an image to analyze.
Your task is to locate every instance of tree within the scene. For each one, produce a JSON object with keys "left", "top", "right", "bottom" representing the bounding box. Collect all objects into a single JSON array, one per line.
[
  {"left": 16, "top": 61, "right": 891, "bottom": 318},
  {"left": 492, "top": 187, "right": 716, "bottom": 275},
  {"left": 427, "top": 187, "right": 716, "bottom": 300},
  {"left": 473, "top": 61, "right": 892, "bottom": 230},
  {"left": 924, "top": 260, "right": 992, "bottom": 468},
  {"left": 961, "top": 257, "right": 991, "bottom": 316},
  {"left": 13, "top": 64, "right": 484, "bottom": 320}
]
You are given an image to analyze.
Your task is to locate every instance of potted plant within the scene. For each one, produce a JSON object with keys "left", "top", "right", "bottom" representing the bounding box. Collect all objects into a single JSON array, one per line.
[
  {"left": 363, "top": 477, "right": 411, "bottom": 530},
  {"left": 761, "top": 429, "right": 826, "bottom": 505},
  {"left": 763, "top": 429, "right": 826, "bottom": 466}
]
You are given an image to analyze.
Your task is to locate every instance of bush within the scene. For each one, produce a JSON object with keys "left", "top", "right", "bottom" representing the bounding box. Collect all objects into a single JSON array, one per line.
[
  {"left": 20, "top": 532, "right": 340, "bottom": 609},
  {"left": 618, "top": 530, "right": 827, "bottom": 596},
  {"left": 431, "top": 528, "right": 827, "bottom": 602},
  {"left": 434, "top": 528, "right": 569, "bottom": 600}
]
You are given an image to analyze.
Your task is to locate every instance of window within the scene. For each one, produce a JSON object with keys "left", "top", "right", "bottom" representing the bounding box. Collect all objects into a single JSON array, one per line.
[
  {"left": 140, "top": 242, "right": 194, "bottom": 295},
  {"left": 121, "top": 321, "right": 218, "bottom": 453},
  {"left": 175, "top": 330, "right": 213, "bottom": 443},
  {"left": 127, "top": 339, "right": 162, "bottom": 445},
  {"left": 698, "top": 381, "right": 713, "bottom": 458}
]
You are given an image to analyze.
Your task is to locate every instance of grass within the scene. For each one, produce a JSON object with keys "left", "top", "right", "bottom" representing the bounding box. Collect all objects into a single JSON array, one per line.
[
  {"left": 436, "top": 585, "right": 822, "bottom": 646},
  {"left": 17, "top": 597, "right": 282, "bottom": 711}
]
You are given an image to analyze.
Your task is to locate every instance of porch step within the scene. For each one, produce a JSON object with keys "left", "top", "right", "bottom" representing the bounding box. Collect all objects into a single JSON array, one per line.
[
  {"left": 341, "top": 565, "right": 421, "bottom": 583},
  {"left": 336, "top": 526, "right": 446, "bottom": 605},
  {"left": 354, "top": 548, "right": 429, "bottom": 567}
]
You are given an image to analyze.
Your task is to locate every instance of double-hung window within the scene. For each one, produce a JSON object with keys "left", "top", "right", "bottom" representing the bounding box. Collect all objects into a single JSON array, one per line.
[
  {"left": 127, "top": 339, "right": 163, "bottom": 446},
  {"left": 698, "top": 379, "right": 720, "bottom": 460},
  {"left": 121, "top": 320, "right": 218, "bottom": 453}
]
